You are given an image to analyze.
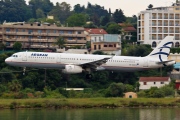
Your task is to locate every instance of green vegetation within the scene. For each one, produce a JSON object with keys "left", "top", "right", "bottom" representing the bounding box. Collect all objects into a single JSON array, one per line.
[
  {"left": 0, "top": 0, "right": 137, "bottom": 34},
  {"left": 0, "top": 98, "right": 179, "bottom": 109},
  {"left": 170, "top": 48, "right": 180, "bottom": 54},
  {"left": 55, "top": 36, "right": 66, "bottom": 48},
  {"left": 13, "top": 42, "right": 22, "bottom": 51}
]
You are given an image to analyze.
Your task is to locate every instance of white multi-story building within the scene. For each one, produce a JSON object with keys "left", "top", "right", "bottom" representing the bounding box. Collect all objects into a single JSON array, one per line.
[
  {"left": 139, "top": 77, "right": 171, "bottom": 90},
  {"left": 138, "top": 1, "right": 180, "bottom": 47}
]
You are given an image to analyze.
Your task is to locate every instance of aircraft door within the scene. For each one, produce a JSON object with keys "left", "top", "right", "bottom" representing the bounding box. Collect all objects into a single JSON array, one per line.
[
  {"left": 22, "top": 52, "right": 27, "bottom": 61},
  {"left": 143, "top": 58, "right": 148, "bottom": 67},
  {"left": 56, "top": 54, "right": 61, "bottom": 63}
]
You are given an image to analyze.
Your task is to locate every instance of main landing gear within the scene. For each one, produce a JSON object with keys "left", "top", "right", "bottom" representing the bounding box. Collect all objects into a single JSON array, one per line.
[{"left": 23, "top": 67, "right": 26, "bottom": 75}]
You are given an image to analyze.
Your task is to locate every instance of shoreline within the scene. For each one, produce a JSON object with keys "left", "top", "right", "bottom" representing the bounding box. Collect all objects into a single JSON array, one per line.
[{"left": 0, "top": 98, "right": 180, "bottom": 109}]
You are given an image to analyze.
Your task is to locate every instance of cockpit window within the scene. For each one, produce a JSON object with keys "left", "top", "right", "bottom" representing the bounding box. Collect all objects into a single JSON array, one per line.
[{"left": 11, "top": 55, "right": 18, "bottom": 57}]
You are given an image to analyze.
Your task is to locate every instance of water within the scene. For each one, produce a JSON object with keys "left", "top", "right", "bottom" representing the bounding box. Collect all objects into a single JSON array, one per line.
[{"left": 0, "top": 108, "right": 180, "bottom": 120}]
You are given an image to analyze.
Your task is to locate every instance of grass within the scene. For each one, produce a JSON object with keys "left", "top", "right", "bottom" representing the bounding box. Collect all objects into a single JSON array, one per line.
[{"left": 0, "top": 98, "right": 179, "bottom": 109}]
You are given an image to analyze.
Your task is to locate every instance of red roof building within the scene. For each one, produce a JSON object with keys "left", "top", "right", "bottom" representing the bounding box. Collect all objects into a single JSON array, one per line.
[
  {"left": 119, "top": 23, "right": 136, "bottom": 32},
  {"left": 118, "top": 23, "right": 136, "bottom": 40},
  {"left": 84, "top": 28, "right": 121, "bottom": 55},
  {"left": 175, "top": 80, "right": 180, "bottom": 90},
  {"left": 85, "top": 28, "right": 107, "bottom": 34},
  {"left": 139, "top": 77, "right": 171, "bottom": 90}
]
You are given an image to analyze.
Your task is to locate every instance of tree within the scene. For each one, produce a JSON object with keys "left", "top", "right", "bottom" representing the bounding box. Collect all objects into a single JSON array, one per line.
[
  {"left": 0, "top": 0, "right": 32, "bottom": 22},
  {"left": 66, "top": 13, "right": 87, "bottom": 27},
  {"left": 152, "top": 89, "right": 165, "bottom": 98},
  {"left": 29, "top": 0, "right": 53, "bottom": 18},
  {"left": 0, "top": 43, "right": 6, "bottom": 50},
  {"left": 36, "top": 8, "right": 45, "bottom": 18},
  {"left": 123, "top": 44, "right": 152, "bottom": 57},
  {"left": 49, "top": 2, "right": 72, "bottom": 24},
  {"left": 125, "top": 84, "right": 134, "bottom": 92},
  {"left": 105, "top": 82, "right": 125, "bottom": 97},
  {"left": 8, "top": 80, "right": 22, "bottom": 92},
  {"left": 101, "top": 15, "right": 110, "bottom": 26},
  {"left": 73, "top": 4, "right": 85, "bottom": 13},
  {"left": 0, "top": 53, "right": 8, "bottom": 68},
  {"left": 92, "top": 51, "right": 106, "bottom": 55},
  {"left": 106, "top": 23, "right": 121, "bottom": 34},
  {"left": 113, "top": 9, "right": 126, "bottom": 23},
  {"left": 148, "top": 4, "right": 153, "bottom": 9},
  {"left": 55, "top": 36, "right": 66, "bottom": 48},
  {"left": 85, "top": 3, "right": 109, "bottom": 26},
  {"left": 109, "top": 8, "right": 111, "bottom": 14},
  {"left": 84, "top": 22, "right": 97, "bottom": 28},
  {"left": 0, "top": 68, "right": 16, "bottom": 84},
  {"left": 13, "top": 42, "right": 22, "bottom": 51},
  {"left": 160, "top": 85, "right": 174, "bottom": 97}
]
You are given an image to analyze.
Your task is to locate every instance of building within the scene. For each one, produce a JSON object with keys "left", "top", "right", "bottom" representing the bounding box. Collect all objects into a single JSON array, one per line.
[
  {"left": 91, "top": 34, "right": 121, "bottom": 54},
  {"left": 0, "top": 22, "right": 86, "bottom": 49},
  {"left": 138, "top": 1, "right": 180, "bottom": 47},
  {"left": 84, "top": 28, "right": 107, "bottom": 42},
  {"left": 175, "top": 80, "right": 180, "bottom": 90},
  {"left": 57, "top": 48, "right": 89, "bottom": 54},
  {"left": 139, "top": 77, "right": 171, "bottom": 90},
  {"left": 85, "top": 28, "right": 121, "bottom": 54},
  {"left": 64, "top": 88, "right": 84, "bottom": 91},
  {"left": 124, "top": 92, "right": 137, "bottom": 98},
  {"left": 119, "top": 23, "right": 136, "bottom": 40}
]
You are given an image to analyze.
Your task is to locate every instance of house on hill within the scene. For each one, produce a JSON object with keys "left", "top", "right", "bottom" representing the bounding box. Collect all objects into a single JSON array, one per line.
[
  {"left": 84, "top": 28, "right": 121, "bottom": 55},
  {"left": 118, "top": 23, "right": 136, "bottom": 40},
  {"left": 139, "top": 77, "right": 171, "bottom": 90},
  {"left": 84, "top": 28, "right": 108, "bottom": 42}
]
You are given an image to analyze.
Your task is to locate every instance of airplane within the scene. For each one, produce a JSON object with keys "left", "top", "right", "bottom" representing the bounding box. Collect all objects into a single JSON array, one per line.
[{"left": 5, "top": 36, "right": 175, "bottom": 79}]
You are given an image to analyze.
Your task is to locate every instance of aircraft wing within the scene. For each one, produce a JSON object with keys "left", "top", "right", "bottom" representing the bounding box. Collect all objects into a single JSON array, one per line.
[{"left": 77, "top": 57, "right": 112, "bottom": 70}]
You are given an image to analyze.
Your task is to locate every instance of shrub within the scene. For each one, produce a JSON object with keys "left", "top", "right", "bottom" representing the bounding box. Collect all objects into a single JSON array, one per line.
[
  {"left": 105, "top": 82, "right": 125, "bottom": 97},
  {"left": 137, "top": 91, "right": 146, "bottom": 98},
  {"left": 152, "top": 89, "right": 165, "bottom": 98},
  {"left": 14, "top": 92, "right": 26, "bottom": 99},
  {"left": 34, "top": 91, "right": 44, "bottom": 98},
  {"left": 23, "top": 88, "right": 35, "bottom": 94},
  {"left": 0, "top": 84, "right": 7, "bottom": 94},
  {"left": 1, "top": 93, "right": 15, "bottom": 99},
  {"left": 160, "top": 85, "right": 174, "bottom": 97}
]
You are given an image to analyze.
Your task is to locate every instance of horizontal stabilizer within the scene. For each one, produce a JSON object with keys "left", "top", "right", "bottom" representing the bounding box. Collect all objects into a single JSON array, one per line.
[{"left": 156, "top": 60, "right": 175, "bottom": 64}]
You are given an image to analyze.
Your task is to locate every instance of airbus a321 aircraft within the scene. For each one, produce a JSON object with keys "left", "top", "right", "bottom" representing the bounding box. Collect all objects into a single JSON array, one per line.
[{"left": 5, "top": 36, "right": 175, "bottom": 79}]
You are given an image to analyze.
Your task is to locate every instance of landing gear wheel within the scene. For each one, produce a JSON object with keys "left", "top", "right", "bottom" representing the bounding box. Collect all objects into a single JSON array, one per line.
[
  {"left": 23, "top": 67, "right": 26, "bottom": 75},
  {"left": 86, "top": 74, "right": 92, "bottom": 79}
]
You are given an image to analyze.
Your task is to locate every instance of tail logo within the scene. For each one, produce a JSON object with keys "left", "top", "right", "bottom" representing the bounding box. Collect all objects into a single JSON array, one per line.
[{"left": 151, "top": 42, "right": 173, "bottom": 66}]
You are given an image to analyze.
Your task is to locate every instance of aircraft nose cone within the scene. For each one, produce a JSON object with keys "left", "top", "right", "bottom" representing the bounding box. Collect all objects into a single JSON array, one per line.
[{"left": 5, "top": 58, "right": 10, "bottom": 64}]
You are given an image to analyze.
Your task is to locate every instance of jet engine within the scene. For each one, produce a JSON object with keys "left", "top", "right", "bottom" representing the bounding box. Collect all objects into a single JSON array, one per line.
[{"left": 62, "top": 65, "right": 83, "bottom": 74}]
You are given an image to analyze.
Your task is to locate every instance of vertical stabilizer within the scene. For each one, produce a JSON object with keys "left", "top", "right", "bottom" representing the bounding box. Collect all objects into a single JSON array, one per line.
[{"left": 147, "top": 36, "right": 174, "bottom": 60}]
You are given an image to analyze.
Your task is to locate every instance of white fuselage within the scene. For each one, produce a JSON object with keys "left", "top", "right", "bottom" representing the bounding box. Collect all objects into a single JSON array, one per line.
[{"left": 5, "top": 52, "right": 163, "bottom": 72}]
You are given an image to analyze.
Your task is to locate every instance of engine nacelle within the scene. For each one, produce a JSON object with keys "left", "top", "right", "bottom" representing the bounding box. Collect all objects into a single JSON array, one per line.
[{"left": 62, "top": 65, "right": 83, "bottom": 74}]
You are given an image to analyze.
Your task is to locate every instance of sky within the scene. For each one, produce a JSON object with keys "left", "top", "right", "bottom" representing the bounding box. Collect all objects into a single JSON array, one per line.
[{"left": 27, "top": 0, "right": 175, "bottom": 16}]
